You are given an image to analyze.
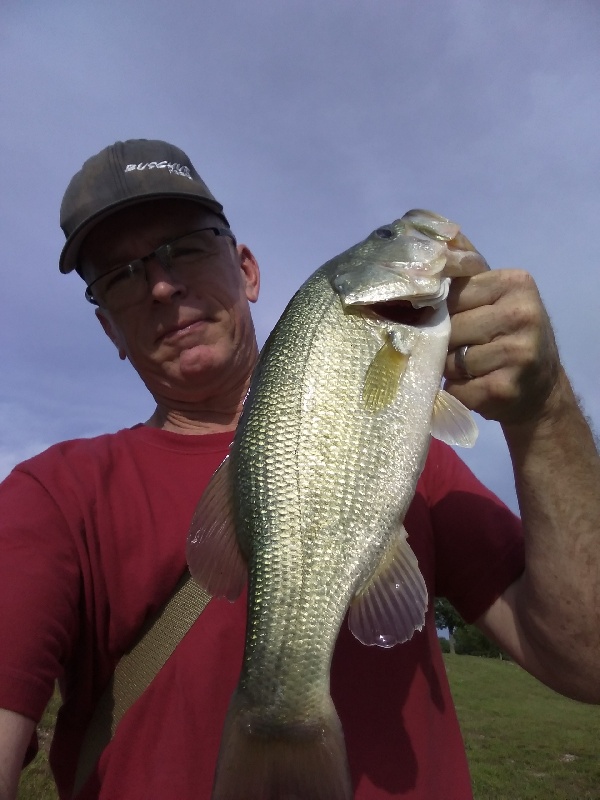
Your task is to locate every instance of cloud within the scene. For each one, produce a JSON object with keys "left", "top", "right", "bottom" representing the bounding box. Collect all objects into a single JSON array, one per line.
[{"left": 1, "top": 0, "right": 598, "bottom": 510}]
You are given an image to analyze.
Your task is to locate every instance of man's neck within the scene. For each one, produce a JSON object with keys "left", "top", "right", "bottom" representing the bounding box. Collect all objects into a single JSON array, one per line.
[
  {"left": 144, "top": 361, "right": 256, "bottom": 436},
  {"left": 145, "top": 404, "right": 244, "bottom": 435}
]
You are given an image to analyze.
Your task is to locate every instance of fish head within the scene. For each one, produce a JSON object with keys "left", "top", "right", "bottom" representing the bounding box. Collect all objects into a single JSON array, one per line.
[{"left": 330, "top": 209, "right": 489, "bottom": 323}]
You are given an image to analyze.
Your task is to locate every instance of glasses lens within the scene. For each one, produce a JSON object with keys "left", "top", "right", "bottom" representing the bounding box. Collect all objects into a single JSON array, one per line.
[
  {"left": 168, "top": 229, "right": 221, "bottom": 269},
  {"left": 92, "top": 261, "right": 147, "bottom": 310},
  {"left": 87, "top": 228, "right": 230, "bottom": 310}
]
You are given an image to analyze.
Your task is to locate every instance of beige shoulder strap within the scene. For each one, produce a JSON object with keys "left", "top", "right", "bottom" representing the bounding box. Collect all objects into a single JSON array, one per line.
[{"left": 73, "top": 570, "right": 211, "bottom": 796}]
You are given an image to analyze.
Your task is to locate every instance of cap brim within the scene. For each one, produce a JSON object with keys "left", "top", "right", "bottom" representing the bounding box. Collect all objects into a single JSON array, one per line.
[{"left": 59, "top": 192, "right": 227, "bottom": 273}]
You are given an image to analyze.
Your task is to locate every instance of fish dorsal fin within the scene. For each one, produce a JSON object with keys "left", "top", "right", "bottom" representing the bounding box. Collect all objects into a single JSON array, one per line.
[
  {"left": 431, "top": 389, "right": 478, "bottom": 448},
  {"left": 186, "top": 455, "right": 247, "bottom": 602},
  {"left": 362, "top": 335, "right": 409, "bottom": 412},
  {"left": 348, "top": 525, "right": 427, "bottom": 647}
]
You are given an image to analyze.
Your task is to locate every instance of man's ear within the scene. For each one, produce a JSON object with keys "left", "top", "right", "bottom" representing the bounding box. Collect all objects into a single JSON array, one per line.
[
  {"left": 237, "top": 244, "right": 260, "bottom": 303},
  {"left": 96, "top": 309, "right": 127, "bottom": 361}
]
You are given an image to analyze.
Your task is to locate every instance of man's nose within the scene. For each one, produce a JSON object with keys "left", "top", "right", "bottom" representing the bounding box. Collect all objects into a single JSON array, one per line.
[{"left": 145, "top": 257, "right": 187, "bottom": 302}]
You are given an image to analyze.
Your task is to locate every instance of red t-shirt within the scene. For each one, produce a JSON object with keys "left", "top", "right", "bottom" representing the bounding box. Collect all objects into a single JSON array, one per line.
[{"left": 0, "top": 425, "right": 523, "bottom": 799}]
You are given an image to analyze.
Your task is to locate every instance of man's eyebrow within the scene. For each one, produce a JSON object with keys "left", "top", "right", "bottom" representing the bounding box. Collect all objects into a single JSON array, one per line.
[{"left": 84, "top": 247, "right": 144, "bottom": 274}]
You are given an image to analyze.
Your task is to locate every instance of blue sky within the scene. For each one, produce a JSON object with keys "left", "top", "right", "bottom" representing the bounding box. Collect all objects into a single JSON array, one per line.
[{"left": 1, "top": 0, "right": 599, "bottom": 511}]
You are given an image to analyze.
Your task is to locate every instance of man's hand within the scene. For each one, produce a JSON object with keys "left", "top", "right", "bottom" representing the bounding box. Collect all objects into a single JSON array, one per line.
[
  {"left": 444, "top": 267, "right": 600, "bottom": 702},
  {"left": 443, "top": 269, "right": 562, "bottom": 425}
]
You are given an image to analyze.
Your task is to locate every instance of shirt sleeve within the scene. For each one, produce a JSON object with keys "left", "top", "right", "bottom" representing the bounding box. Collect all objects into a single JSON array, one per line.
[
  {"left": 425, "top": 439, "right": 525, "bottom": 623},
  {"left": 0, "top": 465, "right": 81, "bottom": 721}
]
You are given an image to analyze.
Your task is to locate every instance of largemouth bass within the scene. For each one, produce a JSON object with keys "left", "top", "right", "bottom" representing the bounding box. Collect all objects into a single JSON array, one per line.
[{"left": 187, "top": 210, "right": 488, "bottom": 800}]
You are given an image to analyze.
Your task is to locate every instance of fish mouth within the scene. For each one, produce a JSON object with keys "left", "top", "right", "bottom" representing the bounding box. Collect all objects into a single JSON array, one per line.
[{"left": 368, "top": 300, "right": 437, "bottom": 326}]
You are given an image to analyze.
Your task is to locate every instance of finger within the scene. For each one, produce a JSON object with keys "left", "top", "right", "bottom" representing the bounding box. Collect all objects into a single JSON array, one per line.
[
  {"left": 446, "top": 339, "right": 521, "bottom": 382},
  {"left": 442, "top": 374, "right": 514, "bottom": 422},
  {"left": 443, "top": 246, "right": 489, "bottom": 277},
  {"left": 447, "top": 345, "right": 478, "bottom": 382},
  {"left": 448, "top": 271, "right": 545, "bottom": 352},
  {"left": 447, "top": 304, "right": 506, "bottom": 352},
  {"left": 446, "top": 269, "right": 520, "bottom": 315}
]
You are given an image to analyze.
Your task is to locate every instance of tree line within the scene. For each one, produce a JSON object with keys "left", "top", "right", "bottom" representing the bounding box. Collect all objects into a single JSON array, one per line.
[{"left": 435, "top": 597, "right": 508, "bottom": 659}]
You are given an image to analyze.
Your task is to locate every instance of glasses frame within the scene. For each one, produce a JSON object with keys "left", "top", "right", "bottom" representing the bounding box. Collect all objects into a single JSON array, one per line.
[{"left": 83, "top": 227, "right": 237, "bottom": 307}]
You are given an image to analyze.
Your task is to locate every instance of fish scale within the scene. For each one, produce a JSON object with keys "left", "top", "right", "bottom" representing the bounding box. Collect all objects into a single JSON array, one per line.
[{"left": 187, "top": 209, "right": 486, "bottom": 799}]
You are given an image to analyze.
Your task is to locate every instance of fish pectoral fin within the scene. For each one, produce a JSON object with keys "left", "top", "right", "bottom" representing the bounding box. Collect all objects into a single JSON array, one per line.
[
  {"left": 185, "top": 455, "right": 247, "bottom": 602},
  {"left": 362, "top": 336, "right": 409, "bottom": 411},
  {"left": 348, "top": 525, "right": 427, "bottom": 648},
  {"left": 431, "top": 389, "right": 478, "bottom": 448}
]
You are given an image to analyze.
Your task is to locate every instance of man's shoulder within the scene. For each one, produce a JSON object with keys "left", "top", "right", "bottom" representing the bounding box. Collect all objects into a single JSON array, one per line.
[
  {"left": 6, "top": 427, "right": 150, "bottom": 493},
  {"left": 17, "top": 426, "right": 140, "bottom": 467},
  {"left": 9, "top": 425, "right": 234, "bottom": 493}
]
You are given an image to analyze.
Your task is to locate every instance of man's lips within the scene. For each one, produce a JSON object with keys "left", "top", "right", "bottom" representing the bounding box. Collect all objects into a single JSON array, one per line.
[{"left": 157, "top": 317, "right": 210, "bottom": 343}]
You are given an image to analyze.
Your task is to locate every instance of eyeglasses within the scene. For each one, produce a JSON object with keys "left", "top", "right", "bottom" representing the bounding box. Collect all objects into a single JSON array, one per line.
[{"left": 84, "top": 227, "right": 237, "bottom": 310}]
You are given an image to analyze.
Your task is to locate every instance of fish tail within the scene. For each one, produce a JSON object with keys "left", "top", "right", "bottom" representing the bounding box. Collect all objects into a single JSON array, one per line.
[{"left": 211, "top": 692, "right": 353, "bottom": 800}]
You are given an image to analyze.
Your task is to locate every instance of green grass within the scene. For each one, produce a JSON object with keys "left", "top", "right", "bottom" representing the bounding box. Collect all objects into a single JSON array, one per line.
[
  {"left": 444, "top": 654, "right": 600, "bottom": 799},
  {"left": 18, "top": 689, "right": 59, "bottom": 800},
  {"left": 18, "top": 658, "right": 600, "bottom": 798}
]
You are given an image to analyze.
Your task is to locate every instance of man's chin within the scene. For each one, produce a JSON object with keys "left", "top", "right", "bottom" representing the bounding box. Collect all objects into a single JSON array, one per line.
[{"left": 176, "top": 344, "right": 224, "bottom": 378}]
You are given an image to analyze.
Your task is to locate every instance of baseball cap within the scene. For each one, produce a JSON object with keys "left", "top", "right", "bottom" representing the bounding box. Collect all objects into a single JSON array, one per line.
[{"left": 59, "top": 139, "right": 228, "bottom": 273}]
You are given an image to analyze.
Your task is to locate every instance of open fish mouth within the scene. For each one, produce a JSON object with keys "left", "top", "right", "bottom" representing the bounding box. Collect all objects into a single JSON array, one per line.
[{"left": 368, "top": 300, "right": 438, "bottom": 327}]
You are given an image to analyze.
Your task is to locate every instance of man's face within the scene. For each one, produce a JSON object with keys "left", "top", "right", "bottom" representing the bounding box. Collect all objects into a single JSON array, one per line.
[{"left": 79, "top": 199, "right": 260, "bottom": 406}]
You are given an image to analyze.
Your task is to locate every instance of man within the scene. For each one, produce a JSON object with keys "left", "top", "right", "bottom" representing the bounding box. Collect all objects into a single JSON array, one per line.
[{"left": 0, "top": 139, "right": 598, "bottom": 800}]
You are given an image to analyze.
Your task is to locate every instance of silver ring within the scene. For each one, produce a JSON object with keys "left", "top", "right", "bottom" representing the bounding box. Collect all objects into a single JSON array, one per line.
[{"left": 455, "top": 345, "right": 475, "bottom": 380}]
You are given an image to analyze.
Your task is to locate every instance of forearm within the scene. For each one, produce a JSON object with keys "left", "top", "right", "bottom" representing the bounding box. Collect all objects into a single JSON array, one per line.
[
  {"left": 0, "top": 709, "right": 36, "bottom": 800},
  {"left": 502, "top": 368, "right": 600, "bottom": 698}
]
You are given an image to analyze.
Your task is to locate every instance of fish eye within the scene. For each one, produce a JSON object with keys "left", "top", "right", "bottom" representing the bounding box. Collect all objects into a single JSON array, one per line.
[{"left": 374, "top": 227, "right": 393, "bottom": 239}]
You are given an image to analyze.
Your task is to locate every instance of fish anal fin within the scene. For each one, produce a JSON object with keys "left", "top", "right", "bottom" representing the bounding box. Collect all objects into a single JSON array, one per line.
[
  {"left": 349, "top": 525, "right": 427, "bottom": 647},
  {"left": 186, "top": 456, "right": 246, "bottom": 602},
  {"left": 431, "top": 389, "right": 479, "bottom": 448},
  {"left": 362, "top": 335, "right": 409, "bottom": 411},
  {"left": 212, "top": 692, "right": 353, "bottom": 800}
]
